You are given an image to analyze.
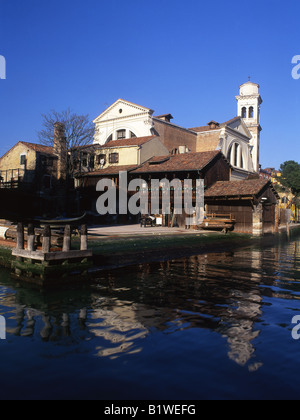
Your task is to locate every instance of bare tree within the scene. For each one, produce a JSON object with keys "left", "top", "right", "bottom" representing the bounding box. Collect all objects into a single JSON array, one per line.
[
  {"left": 37, "top": 108, "right": 95, "bottom": 149},
  {"left": 37, "top": 108, "right": 95, "bottom": 176}
]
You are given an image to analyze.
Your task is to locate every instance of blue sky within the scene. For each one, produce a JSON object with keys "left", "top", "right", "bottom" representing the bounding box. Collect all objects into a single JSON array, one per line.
[{"left": 0, "top": 0, "right": 299, "bottom": 169}]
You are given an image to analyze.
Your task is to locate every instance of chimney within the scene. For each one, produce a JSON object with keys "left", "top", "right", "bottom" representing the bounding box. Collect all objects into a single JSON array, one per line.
[
  {"left": 54, "top": 122, "right": 67, "bottom": 180},
  {"left": 155, "top": 114, "right": 174, "bottom": 123},
  {"left": 207, "top": 120, "right": 220, "bottom": 130}
]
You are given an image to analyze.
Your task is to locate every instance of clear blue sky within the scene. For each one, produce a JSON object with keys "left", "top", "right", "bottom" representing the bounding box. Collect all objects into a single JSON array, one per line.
[{"left": 0, "top": 0, "right": 299, "bottom": 169}]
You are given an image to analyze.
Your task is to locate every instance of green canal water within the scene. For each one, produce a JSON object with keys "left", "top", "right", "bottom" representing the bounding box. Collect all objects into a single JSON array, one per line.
[{"left": 1, "top": 235, "right": 300, "bottom": 400}]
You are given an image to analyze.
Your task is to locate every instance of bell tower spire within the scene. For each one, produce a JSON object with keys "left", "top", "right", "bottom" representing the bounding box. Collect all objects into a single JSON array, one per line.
[{"left": 236, "top": 81, "right": 262, "bottom": 173}]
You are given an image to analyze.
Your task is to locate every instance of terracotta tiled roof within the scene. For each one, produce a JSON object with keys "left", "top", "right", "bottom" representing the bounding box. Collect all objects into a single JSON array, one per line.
[
  {"left": 131, "top": 150, "right": 223, "bottom": 174},
  {"left": 72, "top": 137, "right": 156, "bottom": 151},
  {"left": 20, "top": 141, "right": 54, "bottom": 155},
  {"left": 81, "top": 164, "right": 139, "bottom": 176},
  {"left": 71, "top": 144, "right": 96, "bottom": 151},
  {"left": 104, "top": 136, "right": 156, "bottom": 148},
  {"left": 205, "top": 179, "right": 274, "bottom": 198},
  {"left": 189, "top": 116, "right": 241, "bottom": 133}
]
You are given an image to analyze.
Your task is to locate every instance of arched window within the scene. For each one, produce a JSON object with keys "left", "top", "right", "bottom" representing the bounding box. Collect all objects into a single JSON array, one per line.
[
  {"left": 117, "top": 129, "right": 126, "bottom": 139},
  {"left": 106, "top": 129, "right": 136, "bottom": 142},
  {"left": 228, "top": 142, "right": 244, "bottom": 168},
  {"left": 240, "top": 152, "right": 244, "bottom": 169},
  {"left": 249, "top": 106, "right": 254, "bottom": 118},
  {"left": 228, "top": 143, "right": 238, "bottom": 167},
  {"left": 241, "top": 107, "right": 247, "bottom": 118},
  {"left": 234, "top": 143, "right": 239, "bottom": 167}
]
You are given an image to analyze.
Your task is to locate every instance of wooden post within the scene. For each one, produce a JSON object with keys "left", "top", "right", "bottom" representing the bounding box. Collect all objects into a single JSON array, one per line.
[
  {"left": 63, "top": 225, "right": 71, "bottom": 252},
  {"left": 42, "top": 225, "right": 51, "bottom": 253},
  {"left": 17, "top": 222, "right": 24, "bottom": 250},
  {"left": 15, "top": 222, "right": 25, "bottom": 276},
  {"left": 27, "top": 223, "right": 35, "bottom": 252},
  {"left": 80, "top": 224, "right": 88, "bottom": 251}
]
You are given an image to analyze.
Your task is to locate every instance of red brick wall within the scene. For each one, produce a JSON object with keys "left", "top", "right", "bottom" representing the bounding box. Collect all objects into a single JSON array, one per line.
[{"left": 153, "top": 120, "right": 197, "bottom": 153}]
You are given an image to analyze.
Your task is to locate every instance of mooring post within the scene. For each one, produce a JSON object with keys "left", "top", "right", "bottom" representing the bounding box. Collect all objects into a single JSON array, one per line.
[
  {"left": 63, "top": 225, "right": 71, "bottom": 252},
  {"left": 42, "top": 225, "right": 51, "bottom": 253},
  {"left": 27, "top": 223, "right": 35, "bottom": 252},
  {"left": 16, "top": 222, "right": 24, "bottom": 250},
  {"left": 80, "top": 224, "right": 88, "bottom": 251},
  {"left": 14, "top": 222, "right": 25, "bottom": 276}
]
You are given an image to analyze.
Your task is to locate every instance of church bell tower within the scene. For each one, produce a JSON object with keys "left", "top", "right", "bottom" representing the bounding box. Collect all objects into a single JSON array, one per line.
[{"left": 236, "top": 81, "right": 262, "bottom": 173}]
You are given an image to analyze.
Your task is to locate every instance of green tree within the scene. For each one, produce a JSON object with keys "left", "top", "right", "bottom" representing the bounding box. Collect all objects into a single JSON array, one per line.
[{"left": 279, "top": 160, "right": 300, "bottom": 196}]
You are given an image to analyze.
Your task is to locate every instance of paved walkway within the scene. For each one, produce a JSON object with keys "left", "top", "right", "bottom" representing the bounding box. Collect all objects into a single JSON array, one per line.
[
  {"left": 88, "top": 224, "right": 212, "bottom": 238},
  {"left": 87, "top": 223, "right": 300, "bottom": 239}
]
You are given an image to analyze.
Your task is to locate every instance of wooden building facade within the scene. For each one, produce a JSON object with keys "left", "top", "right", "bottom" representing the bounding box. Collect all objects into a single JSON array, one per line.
[
  {"left": 204, "top": 179, "right": 280, "bottom": 235},
  {"left": 78, "top": 150, "right": 231, "bottom": 227}
]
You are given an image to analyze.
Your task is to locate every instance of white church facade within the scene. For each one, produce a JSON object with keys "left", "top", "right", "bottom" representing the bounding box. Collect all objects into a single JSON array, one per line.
[
  {"left": 91, "top": 81, "right": 262, "bottom": 180},
  {"left": 93, "top": 99, "right": 155, "bottom": 144},
  {"left": 190, "top": 115, "right": 256, "bottom": 180}
]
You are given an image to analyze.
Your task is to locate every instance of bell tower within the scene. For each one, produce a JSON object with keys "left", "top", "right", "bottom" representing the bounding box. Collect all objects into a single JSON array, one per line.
[{"left": 236, "top": 81, "right": 262, "bottom": 173}]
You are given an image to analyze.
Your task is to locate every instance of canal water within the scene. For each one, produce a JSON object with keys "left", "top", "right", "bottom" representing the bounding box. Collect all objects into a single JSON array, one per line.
[{"left": 1, "top": 236, "right": 300, "bottom": 400}]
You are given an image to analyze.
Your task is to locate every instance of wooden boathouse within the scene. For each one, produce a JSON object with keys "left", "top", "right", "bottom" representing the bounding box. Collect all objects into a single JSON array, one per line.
[{"left": 204, "top": 179, "right": 280, "bottom": 235}]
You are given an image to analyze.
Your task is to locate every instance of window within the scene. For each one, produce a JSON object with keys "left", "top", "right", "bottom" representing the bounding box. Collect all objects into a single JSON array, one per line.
[
  {"left": 109, "top": 153, "right": 119, "bottom": 164},
  {"left": 234, "top": 143, "right": 238, "bottom": 167},
  {"left": 249, "top": 106, "right": 254, "bottom": 118},
  {"left": 228, "top": 142, "right": 244, "bottom": 168},
  {"left": 89, "top": 155, "right": 95, "bottom": 169},
  {"left": 117, "top": 129, "right": 126, "bottom": 139},
  {"left": 241, "top": 107, "right": 247, "bottom": 118},
  {"left": 20, "top": 154, "right": 26, "bottom": 165},
  {"left": 106, "top": 134, "right": 113, "bottom": 143},
  {"left": 42, "top": 157, "right": 54, "bottom": 167},
  {"left": 130, "top": 131, "right": 137, "bottom": 138},
  {"left": 97, "top": 154, "right": 106, "bottom": 166},
  {"left": 81, "top": 153, "right": 88, "bottom": 167}
]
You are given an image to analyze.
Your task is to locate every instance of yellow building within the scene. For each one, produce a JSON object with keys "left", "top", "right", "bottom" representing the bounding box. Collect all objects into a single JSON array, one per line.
[
  {"left": 260, "top": 169, "right": 298, "bottom": 223},
  {"left": 72, "top": 135, "right": 169, "bottom": 183},
  {"left": 0, "top": 141, "right": 57, "bottom": 190}
]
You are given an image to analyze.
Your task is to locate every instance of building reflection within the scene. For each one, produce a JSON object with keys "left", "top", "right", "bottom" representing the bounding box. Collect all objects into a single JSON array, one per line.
[{"left": 0, "top": 241, "right": 298, "bottom": 366}]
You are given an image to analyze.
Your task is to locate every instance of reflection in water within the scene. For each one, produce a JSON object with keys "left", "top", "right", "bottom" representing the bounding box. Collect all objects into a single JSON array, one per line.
[{"left": 1, "top": 238, "right": 300, "bottom": 398}]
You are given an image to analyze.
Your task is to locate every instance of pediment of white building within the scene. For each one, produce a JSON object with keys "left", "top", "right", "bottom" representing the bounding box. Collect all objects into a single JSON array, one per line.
[
  {"left": 93, "top": 99, "right": 154, "bottom": 124},
  {"left": 226, "top": 117, "right": 252, "bottom": 139}
]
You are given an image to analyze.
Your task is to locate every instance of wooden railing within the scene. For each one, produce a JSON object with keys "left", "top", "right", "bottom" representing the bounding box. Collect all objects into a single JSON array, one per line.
[
  {"left": 206, "top": 213, "right": 236, "bottom": 220},
  {"left": 0, "top": 180, "right": 21, "bottom": 189},
  {"left": 0, "top": 168, "right": 26, "bottom": 189}
]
